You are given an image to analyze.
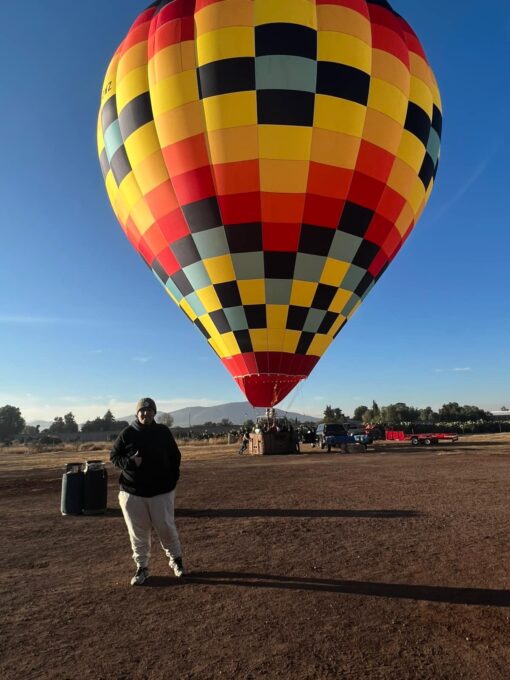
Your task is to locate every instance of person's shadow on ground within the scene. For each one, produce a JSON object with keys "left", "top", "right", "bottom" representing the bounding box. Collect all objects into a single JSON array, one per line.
[
  {"left": 176, "top": 508, "right": 420, "bottom": 518},
  {"left": 144, "top": 570, "right": 510, "bottom": 606}
]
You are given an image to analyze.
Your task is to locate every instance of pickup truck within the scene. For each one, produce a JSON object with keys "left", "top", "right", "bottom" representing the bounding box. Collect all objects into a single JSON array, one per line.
[{"left": 315, "top": 424, "right": 371, "bottom": 452}]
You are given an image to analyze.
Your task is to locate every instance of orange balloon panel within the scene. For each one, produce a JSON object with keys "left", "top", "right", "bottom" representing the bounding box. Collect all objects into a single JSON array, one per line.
[{"left": 97, "top": 0, "right": 441, "bottom": 406}]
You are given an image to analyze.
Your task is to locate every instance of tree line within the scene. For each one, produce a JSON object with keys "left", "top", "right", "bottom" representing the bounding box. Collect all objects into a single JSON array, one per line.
[
  {"left": 0, "top": 404, "right": 239, "bottom": 441},
  {"left": 1, "top": 401, "right": 509, "bottom": 440},
  {"left": 0, "top": 406, "right": 170, "bottom": 441},
  {"left": 348, "top": 401, "right": 494, "bottom": 424},
  {"left": 322, "top": 401, "right": 510, "bottom": 434}
]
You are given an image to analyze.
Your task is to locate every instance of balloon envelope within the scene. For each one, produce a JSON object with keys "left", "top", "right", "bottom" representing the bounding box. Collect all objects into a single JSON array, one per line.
[{"left": 97, "top": 0, "right": 441, "bottom": 407}]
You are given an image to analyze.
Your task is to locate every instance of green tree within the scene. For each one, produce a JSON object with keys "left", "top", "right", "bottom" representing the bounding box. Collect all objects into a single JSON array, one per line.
[
  {"left": 460, "top": 405, "right": 493, "bottom": 421},
  {"left": 0, "top": 405, "right": 25, "bottom": 439},
  {"left": 438, "top": 403, "right": 493, "bottom": 423},
  {"left": 220, "top": 418, "right": 234, "bottom": 427},
  {"left": 372, "top": 400, "right": 381, "bottom": 420},
  {"left": 438, "top": 402, "right": 463, "bottom": 422},
  {"left": 418, "top": 406, "right": 439, "bottom": 423},
  {"left": 353, "top": 405, "right": 369, "bottom": 421},
  {"left": 103, "top": 410, "right": 116, "bottom": 429},
  {"left": 323, "top": 405, "right": 334, "bottom": 422},
  {"left": 159, "top": 413, "right": 174, "bottom": 428},
  {"left": 81, "top": 418, "right": 102, "bottom": 432},
  {"left": 323, "top": 406, "right": 345, "bottom": 423},
  {"left": 23, "top": 424, "right": 40, "bottom": 437},
  {"left": 82, "top": 411, "right": 127, "bottom": 432},
  {"left": 48, "top": 416, "right": 65, "bottom": 433},
  {"left": 48, "top": 413, "right": 79, "bottom": 433},
  {"left": 242, "top": 419, "right": 255, "bottom": 431},
  {"left": 380, "top": 403, "right": 419, "bottom": 425},
  {"left": 64, "top": 412, "right": 79, "bottom": 432},
  {"left": 361, "top": 401, "right": 382, "bottom": 425}
]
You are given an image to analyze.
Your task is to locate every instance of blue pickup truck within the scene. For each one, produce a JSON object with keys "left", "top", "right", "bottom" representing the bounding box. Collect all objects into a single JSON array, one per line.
[{"left": 315, "top": 423, "right": 371, "bottom": 452}]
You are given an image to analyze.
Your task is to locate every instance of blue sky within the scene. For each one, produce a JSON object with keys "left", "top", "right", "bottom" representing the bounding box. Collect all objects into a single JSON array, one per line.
[{"left": 1, "top": 1, "right": 509, "bottom": 423}]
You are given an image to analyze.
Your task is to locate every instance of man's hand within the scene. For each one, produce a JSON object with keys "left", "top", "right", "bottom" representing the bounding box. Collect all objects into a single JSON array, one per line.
[{"left": 131, "top": 452, "right": 142, "bottom": 467}]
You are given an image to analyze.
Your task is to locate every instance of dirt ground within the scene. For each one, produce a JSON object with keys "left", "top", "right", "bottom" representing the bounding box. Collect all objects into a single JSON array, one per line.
[{"left": 2, "top": 433, "right": 510, "bottom": 679}]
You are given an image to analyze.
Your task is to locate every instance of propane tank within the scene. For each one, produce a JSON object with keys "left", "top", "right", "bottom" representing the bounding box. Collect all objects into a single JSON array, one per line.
[
  {"left": 61, "top": 463, "right": 84, "bottom": 515},
  {"left": 83, "top": 460, "right": 108, "bottom": 515}
]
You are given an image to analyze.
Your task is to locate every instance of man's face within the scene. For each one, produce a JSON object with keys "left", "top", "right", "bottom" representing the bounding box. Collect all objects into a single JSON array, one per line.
[{"left": 137, "top": 408, "right": 155, "bottom": 426}]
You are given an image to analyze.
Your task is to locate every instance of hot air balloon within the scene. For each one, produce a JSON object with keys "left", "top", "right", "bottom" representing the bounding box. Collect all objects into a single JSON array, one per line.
[{"left": 97, "top": 0, "right": 441, "bottom": 407}]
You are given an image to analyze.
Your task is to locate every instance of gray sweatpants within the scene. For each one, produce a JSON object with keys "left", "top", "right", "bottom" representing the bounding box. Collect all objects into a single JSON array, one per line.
[{"left": 119, "top": 489, "right": 182, "bottom": 568}]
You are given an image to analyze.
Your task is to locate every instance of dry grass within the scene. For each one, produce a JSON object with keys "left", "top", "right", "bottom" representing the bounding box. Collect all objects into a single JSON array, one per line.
[
  {"left": 0, "top": 439, "right": 240, "bottom": 473},
  {"left": 3, "top": 432, "right": 510, "bottom": 475}
]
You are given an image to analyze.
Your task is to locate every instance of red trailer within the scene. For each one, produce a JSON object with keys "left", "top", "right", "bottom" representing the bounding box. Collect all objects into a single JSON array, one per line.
[{"left": 385, "top": 431, "right": 458, "bottom": 446}]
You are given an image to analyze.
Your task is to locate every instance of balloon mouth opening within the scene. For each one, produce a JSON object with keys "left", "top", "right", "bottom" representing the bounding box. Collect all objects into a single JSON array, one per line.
[{"left": 235, "top": 374, "right": 304, "bottom": 407}]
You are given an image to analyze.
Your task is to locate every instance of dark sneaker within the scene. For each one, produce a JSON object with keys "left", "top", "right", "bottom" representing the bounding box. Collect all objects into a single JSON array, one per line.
[
  {"left": 170, "top": 557, "right": 185, "bottom": 578},
  {"left": 130, "top": 566, "right": 149, "bottom": 586}
]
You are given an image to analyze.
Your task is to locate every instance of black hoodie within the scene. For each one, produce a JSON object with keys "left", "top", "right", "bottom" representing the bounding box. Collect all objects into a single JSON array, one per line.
[{"left": 110, "top": 420, "right": 181, "bottom": 497}]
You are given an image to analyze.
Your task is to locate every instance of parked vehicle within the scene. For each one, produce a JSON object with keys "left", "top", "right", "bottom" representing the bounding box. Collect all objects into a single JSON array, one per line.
[
  {"left": 343, "top": 422, "right": 365, "bottom": 436},
  {"left": 385, "top": 431, "right": 458, "bottom": 446},
  {"left": 315, "top": 423, "right": 348, "bottom": 450},
  {"left": 315, "top": 424, "right": 371, "bottom": 452},
  {"left": 297, "top": 426, "right": 317, "bottom": 444}
]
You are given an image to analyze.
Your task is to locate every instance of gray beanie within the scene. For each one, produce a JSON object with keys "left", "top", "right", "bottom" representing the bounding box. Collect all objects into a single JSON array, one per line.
[{"left": 136, "top": 397, "right": 157, "bottom": 414}]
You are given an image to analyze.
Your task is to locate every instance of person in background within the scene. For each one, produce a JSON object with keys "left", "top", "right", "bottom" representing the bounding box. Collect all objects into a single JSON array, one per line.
[
  {"left": 110, "top": 397, "right": 185, "bottom": 586},
  {"left": 239, "top": 430, "right": 250, "bottom": 454}
]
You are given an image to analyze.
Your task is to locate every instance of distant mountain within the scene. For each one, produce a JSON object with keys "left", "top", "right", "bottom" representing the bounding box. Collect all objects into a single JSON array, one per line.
[
  {"left": 120, "top": 401, "right": 319, "bottom": 427},
  {"left": 28, "top": 402, "right": 319, "bottom": 432},
  {"left": 164, "top": 402, "right": 319, "bottom": 427}
]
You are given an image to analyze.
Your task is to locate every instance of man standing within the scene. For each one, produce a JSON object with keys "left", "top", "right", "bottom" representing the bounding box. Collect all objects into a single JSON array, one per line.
[{"left": 110, "top": 397, "right": 185, "bottom": 586}]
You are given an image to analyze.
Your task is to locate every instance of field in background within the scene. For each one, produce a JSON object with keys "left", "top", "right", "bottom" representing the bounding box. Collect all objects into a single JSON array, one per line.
[
  {"left": 3, "top": 432, "right": 510, "bottom": 474},
  {"left": 2, "top": 434, "right": 510, "bottom": 678}
]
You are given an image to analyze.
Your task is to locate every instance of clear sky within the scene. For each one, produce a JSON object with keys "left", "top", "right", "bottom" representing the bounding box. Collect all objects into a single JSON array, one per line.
[{"left": 1, "top": 1, "right": 509, "bottom": 424}]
